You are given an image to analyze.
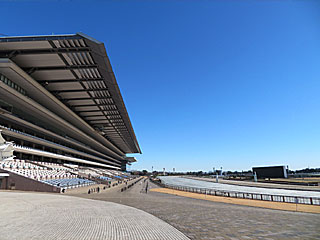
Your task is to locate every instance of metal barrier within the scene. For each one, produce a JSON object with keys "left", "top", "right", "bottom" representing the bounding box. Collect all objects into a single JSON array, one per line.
[{"left": 162, "top": 183, "right": 320, "bottom": 206}]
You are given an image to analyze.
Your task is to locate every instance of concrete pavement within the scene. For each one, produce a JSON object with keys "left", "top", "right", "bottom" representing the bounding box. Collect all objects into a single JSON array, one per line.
[
  {"left": 78, "top": 179, "right": 320, "bottom": 240},
  {"left": 0, "top": 191, "right": 189, "bottom": 240}
]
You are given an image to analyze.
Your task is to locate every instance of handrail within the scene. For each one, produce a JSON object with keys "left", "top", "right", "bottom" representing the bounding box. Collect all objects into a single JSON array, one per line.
[{"left": 159, "top": 182, "right": 320, "bottom": 206}]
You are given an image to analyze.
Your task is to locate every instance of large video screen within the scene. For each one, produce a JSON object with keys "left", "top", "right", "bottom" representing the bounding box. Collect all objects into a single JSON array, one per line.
[{"left": 252, "top": 166, "right": 287, "bottom": 179}]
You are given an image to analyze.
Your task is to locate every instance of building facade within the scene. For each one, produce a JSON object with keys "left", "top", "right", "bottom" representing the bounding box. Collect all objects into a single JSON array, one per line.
[{"left": 0, "top": 33, "right": 141, "bottom": 171}]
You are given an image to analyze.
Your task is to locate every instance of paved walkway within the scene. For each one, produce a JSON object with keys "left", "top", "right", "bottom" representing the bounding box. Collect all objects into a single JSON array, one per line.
[
  {"left": 77, "top": 179, "right": 320, "bottom": 240},
  {"left": 151, "top": 187, "right": 320, "bottom": 214},
  {"left": 0, "top": 191, "right": 189, "bottom": 240}
]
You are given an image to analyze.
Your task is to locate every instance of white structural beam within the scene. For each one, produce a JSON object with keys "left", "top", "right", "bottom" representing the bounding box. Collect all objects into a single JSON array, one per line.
[{"left": 13, "top": 145, "right": 120, "bottom": 170}]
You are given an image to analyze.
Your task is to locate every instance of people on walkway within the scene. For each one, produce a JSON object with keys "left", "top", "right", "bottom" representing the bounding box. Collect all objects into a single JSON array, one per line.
[{"left": 145, "top": 181, "right": 148, "bottom": 193}]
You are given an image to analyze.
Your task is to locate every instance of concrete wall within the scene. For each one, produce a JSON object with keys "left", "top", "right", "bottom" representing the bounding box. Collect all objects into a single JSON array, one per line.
[{"left": 0, "top": 169, "right": 60, "bottom": 193}]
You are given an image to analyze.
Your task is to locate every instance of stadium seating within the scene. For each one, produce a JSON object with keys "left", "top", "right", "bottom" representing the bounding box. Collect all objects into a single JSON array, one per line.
[
  {"left": 42, "top": 178, "right": 95, "bottom": 188},
  {"left": 0, "top": 158, "right": 132, "bottom": 191},
  {"left": 37, "top": 161, "right": 74, "bottom": 172},
  {"left": 99, "top": 176, "right": 112, "bottom": 181},
  {"left": 0, "top": 159, "right": 76, "bottom": 180}
]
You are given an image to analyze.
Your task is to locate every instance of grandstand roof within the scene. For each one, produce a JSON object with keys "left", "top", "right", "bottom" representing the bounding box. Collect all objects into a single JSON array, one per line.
[{"left": 0, "top": 33, "right": 141, "bottom": 155}]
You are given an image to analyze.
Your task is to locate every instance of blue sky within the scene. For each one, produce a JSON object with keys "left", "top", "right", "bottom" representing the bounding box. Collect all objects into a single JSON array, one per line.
[{"left": 1, "top": 0, "right": 320, "bottom": 171}]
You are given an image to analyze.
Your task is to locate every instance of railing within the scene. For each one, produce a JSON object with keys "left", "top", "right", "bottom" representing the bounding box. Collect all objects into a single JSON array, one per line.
[{"left": 160, "top": 182, "right": 320, "bottom": 206}]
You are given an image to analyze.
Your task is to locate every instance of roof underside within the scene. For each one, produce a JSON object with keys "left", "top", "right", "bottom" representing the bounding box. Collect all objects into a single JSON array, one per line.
[{"left": 0, "top": 33, "right": 141, "bottom": 154}]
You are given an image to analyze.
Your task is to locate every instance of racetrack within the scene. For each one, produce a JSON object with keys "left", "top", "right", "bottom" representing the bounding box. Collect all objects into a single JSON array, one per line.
[{"left": 159, "top": 176, "right": 320, "bottom": 198}]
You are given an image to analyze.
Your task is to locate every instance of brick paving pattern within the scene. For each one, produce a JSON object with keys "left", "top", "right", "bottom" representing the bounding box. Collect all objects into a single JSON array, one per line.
[
  {"left": 0, "top": 191, "right": 189, "bottom": 240},
  {"left": 78, "top": 179, "right": 320, "bottom": 240}
]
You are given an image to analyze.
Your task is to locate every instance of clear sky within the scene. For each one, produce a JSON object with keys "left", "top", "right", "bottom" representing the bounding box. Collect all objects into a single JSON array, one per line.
[{"left": 1, "top": 0, "right": 320, "bottom": 172}]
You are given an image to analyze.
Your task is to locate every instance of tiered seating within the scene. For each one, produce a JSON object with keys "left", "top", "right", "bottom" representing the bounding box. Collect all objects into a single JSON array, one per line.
[
  {"left": 64, "top": 163, "right": 79, "bottom": 170},
  {"left": 108, "top": 170, "right": 131, "bottom": 179},
  {"left": 0, "top": 159, "right": 133, "bottom": 191},
  {"left": 99, "top": 176, "right": 112, "bottom": 181},
  {"left": 37, "top": 162, "right": 73, "bottom": 171},
  {"left": 1, "top": 159, "right": 45, "bottom": 170},
  {"left": 101, "top": 170, "right": 115, "bottom": 177},
  {"left": 42, "top": 178, "right": 95, "bottom": 188},
  {"left": 0, "top": 159, "right": 97, "bottom": 189},
  {"left": 95, "top": 169, "right": 115, "bottom": 177},
  {"left": 80, "top": 168, "right": 100, "bottom": 177},
  {"left": 79, "top": 167, "right": 133, "bottom": 182},
  {"left": 0, "top": 159, "right": 76, "bottom": 181}
]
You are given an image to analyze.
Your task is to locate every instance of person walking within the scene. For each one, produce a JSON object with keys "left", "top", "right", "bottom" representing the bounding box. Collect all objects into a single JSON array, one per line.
[{"left": 145, "top": 181, "right": 148, "bottom": 194}]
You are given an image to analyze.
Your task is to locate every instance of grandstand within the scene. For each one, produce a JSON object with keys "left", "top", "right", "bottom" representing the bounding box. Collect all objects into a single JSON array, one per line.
[{"left": 0, "top": 33, "right": 140, "bottom": 192}]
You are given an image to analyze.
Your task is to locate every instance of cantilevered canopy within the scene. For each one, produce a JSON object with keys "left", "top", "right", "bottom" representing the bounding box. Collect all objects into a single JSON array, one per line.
[{"left": 0, "top": 33, "right": 141, "bottom": 154}]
